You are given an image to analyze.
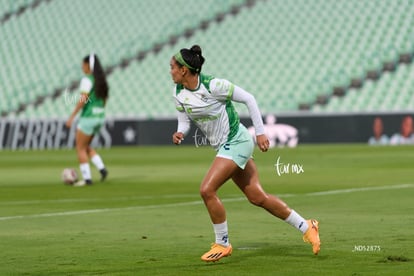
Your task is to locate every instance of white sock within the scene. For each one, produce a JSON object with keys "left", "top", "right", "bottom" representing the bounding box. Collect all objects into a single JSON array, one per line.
[
  {"left": 79, "top": 163, "right": 92, "bottom": 180},
  {"left": 213, "top": 221, "right": 229, "bottom": 246},
  {"left": 284, "top": 210, "right": 309, "bottom": 234},
  {"left": 91, "top": 154, "right": 105, "bottom": 170}
]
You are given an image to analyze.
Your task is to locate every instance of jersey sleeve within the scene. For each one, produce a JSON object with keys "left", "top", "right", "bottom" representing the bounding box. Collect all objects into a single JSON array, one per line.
[
  {"left": 209, "top": 78, "right": 235, "bottom": 101},
  {"left": 175, "top": 98, "right": 185, "bottom": 112},
  {"left": 231, "top": 85, "right": 265, "bottom": 136},
  {"left": 172, "top": 85, "right": 190, "bottom": 135},
  {"left": 176, "top": 110, "right": 191, "bottom": 136},
  {"left": 79, "top": 77, "right": 93, "bottom": 94},
  {"left": 173, "top": 86, "right": 185, "bottom": 112}
]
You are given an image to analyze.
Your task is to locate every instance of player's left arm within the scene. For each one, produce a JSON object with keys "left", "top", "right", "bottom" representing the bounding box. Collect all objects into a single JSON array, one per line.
[
  {"left": 211, "top": 79, "right": 269, "bottom": 152},
  {"left": 231, "top": 85, "right": 269, "bottom": 152}
]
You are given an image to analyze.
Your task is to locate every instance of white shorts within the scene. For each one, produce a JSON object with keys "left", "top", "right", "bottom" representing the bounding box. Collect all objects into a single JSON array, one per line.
[{"left": 216, "top": 124, "right": 254, "bottom": 169}]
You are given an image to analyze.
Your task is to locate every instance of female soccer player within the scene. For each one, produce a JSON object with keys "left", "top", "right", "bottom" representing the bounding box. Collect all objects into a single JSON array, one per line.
[
  {"left": 170, "top": 45, "right": 320, "bottom": 262},
  {"left": 66, "top": 54, "right": 109, "bottom": 186}
]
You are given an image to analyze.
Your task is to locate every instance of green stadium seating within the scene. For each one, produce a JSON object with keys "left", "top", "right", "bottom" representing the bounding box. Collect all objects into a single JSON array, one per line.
[
  {"left": 1, "top": 0, "right": 245, "bottom": 116},
  {"left": 0, "top": 0, "right": 34, "bottom": 16},
  {"left": 3, "top": 0, "right": 414, "bottom": 118},
  {"left": 316, "top": 62, "right": 414, "bottom": 112}
]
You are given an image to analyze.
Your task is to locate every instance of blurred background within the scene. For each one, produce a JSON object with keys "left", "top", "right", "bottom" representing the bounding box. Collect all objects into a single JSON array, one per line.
[{"left": 1, "top": 0, "right": 413, "bottom": 149}]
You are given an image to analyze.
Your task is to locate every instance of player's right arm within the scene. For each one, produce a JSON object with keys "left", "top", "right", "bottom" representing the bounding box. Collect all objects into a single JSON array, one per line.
[
  {"left": 66, "top": 77, "right": 92, "bottom": 128},
  {"left": 173, "top": 109, "right": 190, "bottom": 145},
  {"left": 65, "top": 93, "right": 88, "bottom": 128}
]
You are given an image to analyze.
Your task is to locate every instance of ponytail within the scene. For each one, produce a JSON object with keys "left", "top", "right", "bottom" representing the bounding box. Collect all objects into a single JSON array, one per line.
[{"left": 83, "top": 54, "right": 109, "bottom": 100}]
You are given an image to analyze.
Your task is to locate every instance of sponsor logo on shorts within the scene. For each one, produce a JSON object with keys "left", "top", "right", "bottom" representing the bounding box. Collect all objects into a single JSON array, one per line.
[{"left": 238, "top": 154, "right": 248, "bottom": 159}]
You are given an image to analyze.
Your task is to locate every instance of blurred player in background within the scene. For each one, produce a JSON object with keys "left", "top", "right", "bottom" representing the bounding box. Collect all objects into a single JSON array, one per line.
[
  {"left": 66, "top": 54, "right": 109, "bottom": 186},
  {"left": 170, "top": 45, "right": 320, "bottom": 262},
  {"left": 390, "top": 115, "right": 414, "bottom": 145},
  {"left": 368, "top": 117, "right": 389, "bottom": 145},
  {"left": 248, "top": 114, "right": 299, "bottom": 148}
]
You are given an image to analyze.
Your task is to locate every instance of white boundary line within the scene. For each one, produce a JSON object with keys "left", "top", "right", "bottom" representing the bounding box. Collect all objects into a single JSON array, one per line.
[
  {"left": 305, "top": 183, "right": 414, "bottom": 196},
  {"left": 0, "top": 194, "right": 201, "bottom": 206},
  {"left": 0, "top": 184, "right": 412, "bottom": 222}
]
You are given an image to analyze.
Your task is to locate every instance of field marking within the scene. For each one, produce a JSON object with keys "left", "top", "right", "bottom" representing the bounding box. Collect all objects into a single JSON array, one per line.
[
  {"left": 237, "top": 247, "right": 260, "bottom": 250},
  {"left": 0, "top": 194, "right": 201, "bottom": 206},
  {"left": 305, "top": 183, "right": 414, "bottom": 196},
  {"left": 0, "top": 184, "right": 413, "bottom": 222}
]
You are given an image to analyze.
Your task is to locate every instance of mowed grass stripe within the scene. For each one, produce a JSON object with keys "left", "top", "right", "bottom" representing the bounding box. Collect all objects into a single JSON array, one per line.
[
  {"left": 0, "top": 145, "right": 412, "bottom": 275},
  {"left": 1, "top": 183, "right": 412, "bottom": 221}
]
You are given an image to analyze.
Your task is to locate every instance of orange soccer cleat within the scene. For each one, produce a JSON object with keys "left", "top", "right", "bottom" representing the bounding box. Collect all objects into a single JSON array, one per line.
[
  {"left": 201, "top": 243, "right": 233, "bottom": 262},
  {"left": 303, "top": 219, "right": 321, "bottom": 255}
]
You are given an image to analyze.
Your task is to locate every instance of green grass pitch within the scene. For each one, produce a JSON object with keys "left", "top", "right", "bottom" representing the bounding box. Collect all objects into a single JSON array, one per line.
[{"left": 0, "top": 144, "right": 413, "bottom": 275}]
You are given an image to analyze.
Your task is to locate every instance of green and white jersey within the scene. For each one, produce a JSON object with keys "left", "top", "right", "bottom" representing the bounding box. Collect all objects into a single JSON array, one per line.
[
  {"left": 174, "top": 74, "right": 240, "bottom": 149},
  {"left": 79, "top": 75, "right": 105, "bottom": 118}
]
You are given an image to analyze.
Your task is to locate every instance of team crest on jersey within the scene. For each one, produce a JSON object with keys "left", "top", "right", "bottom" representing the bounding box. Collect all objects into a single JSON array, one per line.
[{"left": 200, "top": 95, "right": 208, "bottom": 102}]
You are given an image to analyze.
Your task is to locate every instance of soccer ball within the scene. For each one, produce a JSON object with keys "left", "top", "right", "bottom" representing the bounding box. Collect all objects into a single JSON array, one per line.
[{"left": 61, "top": 168, "right": 78, "bottom": 185}]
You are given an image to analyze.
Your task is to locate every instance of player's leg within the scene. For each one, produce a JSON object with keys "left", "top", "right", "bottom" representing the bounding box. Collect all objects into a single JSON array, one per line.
[
  {"left": 232, "top": 159, "right": 320, "bottom": 255},
  {"left": 199, "top": 156, "right": 238, "bottom": 262},
  {"left": 200, "top": 156, "right": 238, "bottom": 223},
  {"left": 74, "top": 129, "right": 94, "bottom": 186},
  {"left": 232, "top": 159, "right": 291, "bottom": 218},
  {"left": 82, "top": 120, "right": 108, "bottom": 182},
  {"left": 87, "top": 146, "right": 108, "bottom": 181}
]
